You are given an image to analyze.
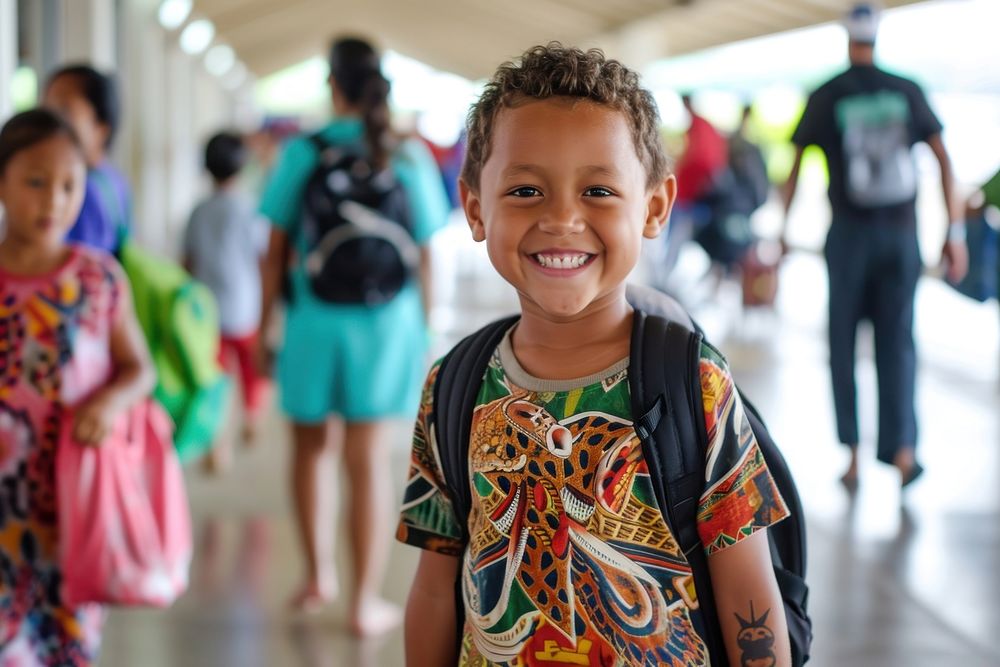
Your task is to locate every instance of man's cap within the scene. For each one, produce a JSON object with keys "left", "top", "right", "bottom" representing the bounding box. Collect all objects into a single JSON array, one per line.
[{"left": 842, "top": 3, "right": 881, "bottom": 44}]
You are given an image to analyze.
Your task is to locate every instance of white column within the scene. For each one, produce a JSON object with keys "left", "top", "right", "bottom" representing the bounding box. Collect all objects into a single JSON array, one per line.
[
  {"left": 61, "top": 0, "right": 117, "bottom": 69},
  {"left": 193, "top": 65, "right": 239, "bottom": 136},
  {"left": 0, "top": 0, "right": 17, "bottom": 118},
  {"left": 165, "top": 43, "right": 198, "bottom": 256},
  {"left": 119, "top": 0, "right": 169, "bottom": 251}
]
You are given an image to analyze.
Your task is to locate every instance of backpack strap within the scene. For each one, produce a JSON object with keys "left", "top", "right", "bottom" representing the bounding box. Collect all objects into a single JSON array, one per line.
[
  {"left": 628, "top": 310, "right": 730, "bottom": 665},
  {"left": 432, "top": 315, "right": 520, "bottom": 652},
  {"left": 433, "top": 315, "right": 520, "bottom": 538}
]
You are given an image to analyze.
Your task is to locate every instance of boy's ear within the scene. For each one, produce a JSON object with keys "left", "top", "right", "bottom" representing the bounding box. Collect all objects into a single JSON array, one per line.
[
  {"left": 643, "top": 174, "right": 677, "bottom": 240},
  {"left": 459, "top": 178, "right": 486, "bottom": 242}
]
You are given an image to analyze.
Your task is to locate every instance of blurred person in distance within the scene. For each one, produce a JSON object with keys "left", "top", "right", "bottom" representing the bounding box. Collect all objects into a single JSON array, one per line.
[{"left": 781, "top": 2, "right": 968, "bottom": 491}]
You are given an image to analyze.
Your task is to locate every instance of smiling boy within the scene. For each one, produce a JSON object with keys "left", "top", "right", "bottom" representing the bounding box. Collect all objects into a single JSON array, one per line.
[{"left": 397, "top": 44, "right": 792, "bottom": 666}]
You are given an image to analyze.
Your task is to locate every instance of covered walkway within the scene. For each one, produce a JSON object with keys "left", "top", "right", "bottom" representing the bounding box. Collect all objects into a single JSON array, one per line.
[
  {"left": 1, "top": 2, "right": 998, "bottom": 666},
  {"left": 99, "top": 237, "right": 1000, "bottom": 666}
]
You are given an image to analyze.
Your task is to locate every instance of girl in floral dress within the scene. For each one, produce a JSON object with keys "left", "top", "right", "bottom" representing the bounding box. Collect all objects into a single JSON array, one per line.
[{"left": 0, "top": 109, "right": 154, "bottom": 665}]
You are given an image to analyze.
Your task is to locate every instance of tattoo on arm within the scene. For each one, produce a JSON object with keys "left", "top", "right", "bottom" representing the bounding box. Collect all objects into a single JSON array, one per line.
[{"left": 735, "top": 601, "right": 776, "bottom": 667}]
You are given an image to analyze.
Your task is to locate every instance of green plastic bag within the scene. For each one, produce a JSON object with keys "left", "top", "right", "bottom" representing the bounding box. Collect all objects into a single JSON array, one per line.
[{"left": 119, "top": 241, "right": 231, "bottom": 462}]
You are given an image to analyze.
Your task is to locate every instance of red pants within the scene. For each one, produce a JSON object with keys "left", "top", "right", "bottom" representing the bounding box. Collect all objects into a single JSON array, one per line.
[{"left": 219, "top": 331, "right": 267, "bottom": 417}]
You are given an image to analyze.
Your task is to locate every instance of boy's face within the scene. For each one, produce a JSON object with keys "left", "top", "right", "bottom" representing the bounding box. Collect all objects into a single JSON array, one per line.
[{"left": 461, "top": 98, "right": 675, "bottom": 320}]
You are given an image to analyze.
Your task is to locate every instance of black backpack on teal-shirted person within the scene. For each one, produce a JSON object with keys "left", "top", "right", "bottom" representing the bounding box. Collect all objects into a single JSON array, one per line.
[
  {"left": 431, "top": 285, "right": 812, "bottom": 666},
  {"left": 298, "top": 134, "right": 419, "bottom": 306}
]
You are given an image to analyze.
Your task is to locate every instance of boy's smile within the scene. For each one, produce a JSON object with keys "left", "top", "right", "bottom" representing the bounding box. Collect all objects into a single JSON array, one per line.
[
  {"left": 531, "top": 250, "right": 595, "bottom": 273},
  {"left": 462, "top": 97, "right": 674, "bottom": 322}
]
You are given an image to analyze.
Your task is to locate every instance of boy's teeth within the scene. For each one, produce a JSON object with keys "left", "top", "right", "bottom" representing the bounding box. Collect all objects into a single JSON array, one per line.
[{"left": 535, "top": 253, "right": 589, "bottom": 269}]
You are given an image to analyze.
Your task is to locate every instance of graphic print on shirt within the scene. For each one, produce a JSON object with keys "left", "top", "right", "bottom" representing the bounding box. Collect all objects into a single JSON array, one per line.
[
  {"left": 397, "top": 343, "right": 790, "bottom": 667},
  {"left": 836, "top": 90, "right": 916, "bottom": 208},
  {"left": 462, "top": 361, "right": 707, "bottom": 666}
]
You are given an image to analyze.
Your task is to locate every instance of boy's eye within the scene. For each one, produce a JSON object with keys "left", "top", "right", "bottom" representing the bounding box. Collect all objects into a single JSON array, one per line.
[
  {"left": 27, "top": 177, "right": 45, "bottom": 188},
  {"left": 584, "top": 186, "right": 614, "bottom": 197},
  {"left": 508, "top": 186, "right": 541, "bottom": 198}
]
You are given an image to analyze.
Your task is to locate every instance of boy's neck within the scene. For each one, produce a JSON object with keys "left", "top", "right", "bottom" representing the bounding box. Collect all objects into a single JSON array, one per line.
[
  {"left": 511, "top": 288, "right": 633, "bottom": 381},
  {"left": 214, "top": 177, "right": 238, "bottom": 192}
]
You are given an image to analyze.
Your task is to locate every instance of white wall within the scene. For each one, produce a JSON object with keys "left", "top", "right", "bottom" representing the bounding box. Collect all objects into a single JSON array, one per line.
[
  {"left": 0, "top": 0, "right": 16, "bottom": 118},
  {"left": 120, "top": 0, "right": 171, "bottom": 252},
  {"left": 100, "top": 0, "right": 246, "bottom": 256},
  {"left": 60, "top": 0, "right": 117, "bottom": 69}
]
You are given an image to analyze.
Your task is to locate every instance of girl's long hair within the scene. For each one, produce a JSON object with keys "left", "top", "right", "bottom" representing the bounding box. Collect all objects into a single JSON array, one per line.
[{"left": 329, "top": 37, "right": 391, "bottom": 169}]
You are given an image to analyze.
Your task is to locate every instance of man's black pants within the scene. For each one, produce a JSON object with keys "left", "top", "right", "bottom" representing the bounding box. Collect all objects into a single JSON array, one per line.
[{"left": 824, "top": 218, "right": 922, "bottom": 463}]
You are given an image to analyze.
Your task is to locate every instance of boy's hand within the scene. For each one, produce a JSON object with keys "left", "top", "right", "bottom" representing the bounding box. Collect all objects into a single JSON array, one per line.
[
  {"left": 72, "top": 394, "right": 122, "bottom": 445},
  {"left": 406, "top": 551, "right": 460, "bottom": 666}
]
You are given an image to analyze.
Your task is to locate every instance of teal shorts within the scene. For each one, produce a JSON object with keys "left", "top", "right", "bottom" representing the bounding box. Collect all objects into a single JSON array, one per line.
[{"left": 277, "top": 284, "right": 428, "bottom": 424}]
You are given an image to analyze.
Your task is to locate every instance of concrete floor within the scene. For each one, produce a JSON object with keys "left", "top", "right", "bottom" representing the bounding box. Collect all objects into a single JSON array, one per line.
[{"left": 98, "top": 242, "right": 1000, "bottom": 667}]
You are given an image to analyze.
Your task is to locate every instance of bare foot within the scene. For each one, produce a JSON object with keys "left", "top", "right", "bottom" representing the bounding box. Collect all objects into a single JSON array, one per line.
[
  {"left": 838, "top": 469, "right": 859, "bottom": 492},
  {"left": 241, "top": 421, "right": 258, "bottom": 447},
  {"left": 898, "top": 461, "right": 924, "bottom": 489},
  {"left": 288, "top": 580, "right": 337, "bottom": 614},
  {"left": 349, "top": 597, "right": 402, "bottom": 637},
  {"left": 202, "top": 445, "right": 232, "bottom": 476},
  {"left": 893, "top": 448, "right": 923, "bottom": 489},
  {"left": 839, "top": 447, "right": 859, "bottom": 491}
]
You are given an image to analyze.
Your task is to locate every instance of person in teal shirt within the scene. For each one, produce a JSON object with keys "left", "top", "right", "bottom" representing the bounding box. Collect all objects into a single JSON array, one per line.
[{"left": 257, "top": 36, "right": 448, "bottom": 635}]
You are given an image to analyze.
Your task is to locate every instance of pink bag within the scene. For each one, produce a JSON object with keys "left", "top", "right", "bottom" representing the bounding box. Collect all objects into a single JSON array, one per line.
[{"left": 57, "top": 399, "right": 192, "bottom": 608}]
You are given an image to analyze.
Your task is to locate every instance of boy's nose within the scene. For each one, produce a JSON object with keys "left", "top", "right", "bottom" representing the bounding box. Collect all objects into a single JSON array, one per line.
[{"left": 537, "top": 200, "right": 585, "bottom": 236}]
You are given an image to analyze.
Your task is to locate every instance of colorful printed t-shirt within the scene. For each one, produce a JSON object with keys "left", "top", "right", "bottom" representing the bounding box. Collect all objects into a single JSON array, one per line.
[
  {"left": 0, "top": 245, "right": 124, "bottom": 665},
  {"left": 397, "top": 331, "right": 789, "bottom": 667}
]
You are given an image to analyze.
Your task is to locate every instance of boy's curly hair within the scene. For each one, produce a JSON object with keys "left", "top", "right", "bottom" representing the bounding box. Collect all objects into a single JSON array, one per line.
[{"left": 461, "top": 43, "right": 669, "bottom": 192}]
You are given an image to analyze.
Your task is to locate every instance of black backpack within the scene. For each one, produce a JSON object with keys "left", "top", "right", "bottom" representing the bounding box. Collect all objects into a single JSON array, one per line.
[
  {"left": 299, "top": 134, "right": 418, "bottom": 305},
  {"left": 727, "top": 134, "right": 770, "bottom": 216},
  {"left": 432, "top": 287, "right": 812, "bottom": 666},
  {"left": 694, "top": 136, "right": 770, "bottom": 267}
]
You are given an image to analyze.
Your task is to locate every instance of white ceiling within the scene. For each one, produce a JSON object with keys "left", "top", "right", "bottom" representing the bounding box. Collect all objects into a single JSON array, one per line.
[{"left": 193, "top": 0, "right": 925, "bottom": 80}]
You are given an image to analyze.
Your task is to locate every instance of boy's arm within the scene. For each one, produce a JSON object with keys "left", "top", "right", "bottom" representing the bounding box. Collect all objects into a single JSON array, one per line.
[
  {"left": 707, "top": 529, "right": 791, "bottom": 667},
  {"left": 405, "top": 550, "right": 460, "bottom": 666}
]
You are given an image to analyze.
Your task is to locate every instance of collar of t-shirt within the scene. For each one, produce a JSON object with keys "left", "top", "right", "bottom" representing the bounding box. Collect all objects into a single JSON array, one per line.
[{"left": 497, "top": 325, "right": 629, "bottom": 393}]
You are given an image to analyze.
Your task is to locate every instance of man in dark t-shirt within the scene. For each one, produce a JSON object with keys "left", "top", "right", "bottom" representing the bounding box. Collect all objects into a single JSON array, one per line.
[{"left": 781, "top": 3, "right": 968, "bottom": 490}]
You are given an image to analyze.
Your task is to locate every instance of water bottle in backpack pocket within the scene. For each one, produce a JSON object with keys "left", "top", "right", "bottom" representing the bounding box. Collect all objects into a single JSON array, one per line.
[{"left": 300, "top": 135, "right": 418, "bottom": 306}]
